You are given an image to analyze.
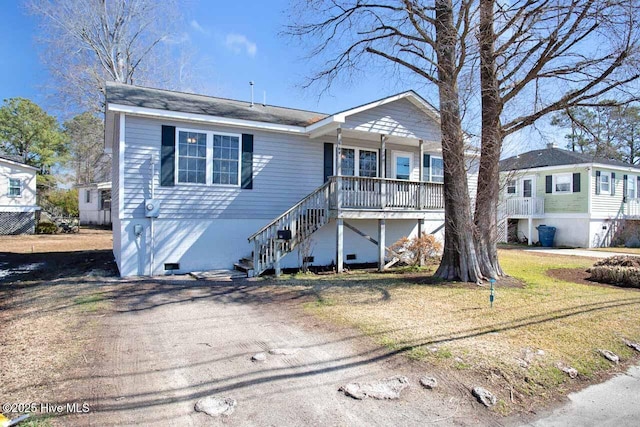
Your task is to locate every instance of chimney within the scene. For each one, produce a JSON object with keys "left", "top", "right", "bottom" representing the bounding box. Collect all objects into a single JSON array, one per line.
[{"left": 546, "top": 142, "right": 557, "bottom": 149}]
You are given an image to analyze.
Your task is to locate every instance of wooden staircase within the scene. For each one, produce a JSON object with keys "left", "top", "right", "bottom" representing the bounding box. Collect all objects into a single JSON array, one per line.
[{"left": 247, "top": 181, "right": 332, "bottom": 276}]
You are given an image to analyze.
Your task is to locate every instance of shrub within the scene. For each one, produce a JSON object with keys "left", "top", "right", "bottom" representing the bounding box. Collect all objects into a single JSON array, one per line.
[
  {"left": 390, "top": 234, "right": 442, "bottom": 266},
  {"left": 36, "top": 222, "right": 58, "bottom": 234},
  {"left": 588, "top": 256, "right": 640, "bottom": 288}
]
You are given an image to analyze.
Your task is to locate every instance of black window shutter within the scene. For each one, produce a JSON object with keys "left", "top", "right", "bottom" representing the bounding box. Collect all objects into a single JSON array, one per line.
[
  {"left": 545, "top": 175, "right": 552, "bottom": 193},
  {"left": 595, "top": 171, "right": 601, "bottom": 195},
  {"left": 623, "top": 174, "right": 628, "bottom": 202},
  {"left": 323, "top": 142, "right": 333, "bottom": 182},
  {"left": 573, "top": 172, "right": 580, "bottom": 193},
  {"left": 611, "top": 172, "right": 616, "bottom": 196},
  {"left": 241, "top": 134, "right": 254, "bottom": 189},
  {"left": 423, "top": 154, "right": 431, "bottom": 181},
  {"left": 161, "top": 125, "right": 176, "bottom": 187}
]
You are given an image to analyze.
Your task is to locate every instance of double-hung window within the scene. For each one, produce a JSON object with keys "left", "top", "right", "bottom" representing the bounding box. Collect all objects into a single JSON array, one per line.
[
  {"left": 178, "top": 131, "right": 207, "bottom": 184},
  {"left": 628, "top": 175, "right": 637, "bottom": 199},
  {"left": 506, "top": 179, "right": 517, "bottom": 195},
  {"left": 422, "top": 155, "right": 444, "bottom": 183},
  {"left": 212, "top": 134, "right": 240, "bottom": 185},
  {"left": 554, "top": 174, "right": 572, "bottom": 193},
  {"left": 8, "top": 178, "right": 21, "bottom": 197},
  {"left": 176, "top": 129, "right": 241, "bottom": 186},
  {"left": 599, "top": 173, "right": 610, "bottom": 194}
]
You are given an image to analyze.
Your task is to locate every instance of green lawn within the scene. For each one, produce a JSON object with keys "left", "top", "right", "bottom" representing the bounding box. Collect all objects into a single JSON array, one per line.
[{"left": 281, "top": 250, "right": 640, "bottom": 413}]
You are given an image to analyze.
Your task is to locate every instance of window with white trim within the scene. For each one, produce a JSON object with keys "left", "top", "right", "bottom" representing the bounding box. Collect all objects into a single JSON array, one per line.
[
  {"left": 554, "top": 174, "right": 572, "bottom": 193},
  {"left": 628, "top": 175, "right": 637, "bottom": 199},
  {"left": 8, "top": 178, "right": 21, "bottom": 197},
  {"left": 212, "top": 134, "right": 240, "bottom": 185},
  {"left": 599, "top": 173, "right": 610, "bottom": 194},
  {"left": 85, "top": 189, "right": 91, "bottom": 203},
  {"left": 339, "top": 147, "right": 377, "bottom": 177},
  {"left": 430, "top": 156, "right": 444, "bottom": 183},
  {"left": 177, "top": 130, "right": 207, "bottom": 184},
  {"left": 506, "top": 179, "right": 517, "bottom": 195}
]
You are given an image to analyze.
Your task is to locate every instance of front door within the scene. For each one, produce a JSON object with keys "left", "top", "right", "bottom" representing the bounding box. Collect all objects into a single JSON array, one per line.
[
  {"left": 391, "top": 152, "right": 414, "bottom": 207},
  {"left": 521, "top": 176, "right": 535, "bottom": 215}
]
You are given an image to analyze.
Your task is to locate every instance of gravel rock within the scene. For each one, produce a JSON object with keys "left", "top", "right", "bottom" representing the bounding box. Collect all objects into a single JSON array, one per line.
[
  {"left": 195, "top": 396, "right": 237, "bottom": 417},
  {"left": 419, "top": 376, "right": 438, "bottom": 390},
  {"left": 340, "top": 375, "right": 410, "bottom": 400},
  {"left": 598, "top": 349, "right": 620, "bottom": 364},
  {"left": 269, "top": 348, "right": 301, "bottom": 356},
  {"left": 472, "top": 387, "right": 496, "bottom": 407},
  {"left": 251, "top": 352, "right": 267, "bottom": 362},
  {"left": 623, "top": 339, "right": 640, "bottom": 352},
  {"left": 556, "top": 363, "right": 578, "bottom": 378}
]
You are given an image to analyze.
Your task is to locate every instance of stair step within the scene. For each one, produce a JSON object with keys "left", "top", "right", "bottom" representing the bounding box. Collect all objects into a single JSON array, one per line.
[
  {"left": 239, "top": 257, "right": 253, "bottom": 264},
  {"left": 233, "top": 262, "right": 254, "bottom": 273}
]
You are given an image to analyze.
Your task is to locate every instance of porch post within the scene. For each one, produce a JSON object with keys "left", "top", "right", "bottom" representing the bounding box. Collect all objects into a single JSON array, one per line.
[
  {"left": 418, "top": 139, "right": 424, "bottom": 210},
  {"left": 380, "top": 134, "right": 387, "bottom": 208},
  {"left": 378, "top": 219, "right": 386, "bottom": 271},
  {"left": 336, "top": 127, "right": 343, "bottom": 210},
  {"left": 527, "top": 217, "right": 533, "bottom": 246},
  {"left": 336, "top": 217, "right": 344, "bottom": 273},
  {"left": 380, "top": 134, "right": 387, "bottom": 178}
]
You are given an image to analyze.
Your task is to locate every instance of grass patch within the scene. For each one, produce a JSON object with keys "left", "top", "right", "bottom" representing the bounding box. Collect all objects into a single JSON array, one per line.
[
  {"left": 297, "top": 249, "right": 640, "bottom": 413},
  {"left": 73, "top": 292, "right": 107, "bottom": 312}
]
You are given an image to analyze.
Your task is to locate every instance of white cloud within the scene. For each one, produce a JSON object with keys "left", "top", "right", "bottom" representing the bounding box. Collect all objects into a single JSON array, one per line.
[
  {"left": 190, "top": 20, "right": 209, "bottom": 35},
  {"left": 225, "top": 33, "right": 257, "bottom": 57}
]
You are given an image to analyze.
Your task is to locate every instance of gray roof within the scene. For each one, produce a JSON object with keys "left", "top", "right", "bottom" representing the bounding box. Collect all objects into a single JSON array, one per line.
[
  {"left": 0, "top": 153, "right": 28, "bottom": 165},
  {"left": 499, "top": 147, "right": 640, "bottom": 171},
  {"left": 106, "top": 82, "right": 329, "bottom": 127}
]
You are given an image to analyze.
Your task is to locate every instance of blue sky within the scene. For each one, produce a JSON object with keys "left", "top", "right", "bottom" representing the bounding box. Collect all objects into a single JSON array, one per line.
[
  {"left": 0, "top": 1, "right": 556, "bottom": 154},
  {"left": 0, "top": 1, "right": 412, "bottom": 115}
]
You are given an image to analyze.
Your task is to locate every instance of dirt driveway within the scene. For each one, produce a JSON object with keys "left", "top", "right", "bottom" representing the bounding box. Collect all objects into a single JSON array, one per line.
[{"left": 70, "top": 279, "right": 503, "bottom": 426}]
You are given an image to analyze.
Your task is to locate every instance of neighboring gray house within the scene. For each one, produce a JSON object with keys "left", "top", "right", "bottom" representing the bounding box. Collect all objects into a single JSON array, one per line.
[
  {"left": 0, "top": 154, "right": 39, "bottom": 234},
  {"left": 105, "top": 83, "right": 477, "bottom": 277},
  {"left": 77, "top": 181, "right": 112, "bottom": 226},
  {"left": 499, "top": 145, "right": 640, "bottom": 247}
]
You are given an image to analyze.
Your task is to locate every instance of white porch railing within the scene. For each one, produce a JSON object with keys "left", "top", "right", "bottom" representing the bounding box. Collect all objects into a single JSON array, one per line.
[
  {"left": 625, "top": 198, "right": 640, "bottom": 218},
  {"left": 504, "top": 197, "right": 544, "bottom": 217},
  {"left": 329, "top": 176, "right": 444, "bottom": 210}
]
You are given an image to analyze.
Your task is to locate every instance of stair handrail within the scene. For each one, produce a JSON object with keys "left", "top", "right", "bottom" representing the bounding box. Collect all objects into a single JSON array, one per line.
[
  {"left": 248, "top": 180, "right": 332, "bottom": 242},
  {"left": 599, "top": 204, "right": 625, "bottom": 248}
]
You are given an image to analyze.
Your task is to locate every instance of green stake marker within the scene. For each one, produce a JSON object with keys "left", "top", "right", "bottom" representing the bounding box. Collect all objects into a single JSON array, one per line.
[{"left": 489, "top": 278, "right": 496, "bottom": 308}]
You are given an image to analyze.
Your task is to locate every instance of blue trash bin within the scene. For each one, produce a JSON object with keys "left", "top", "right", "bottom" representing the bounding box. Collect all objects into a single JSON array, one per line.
[{"left": 537, "top": 225, "right": 556, "bottom": 247}]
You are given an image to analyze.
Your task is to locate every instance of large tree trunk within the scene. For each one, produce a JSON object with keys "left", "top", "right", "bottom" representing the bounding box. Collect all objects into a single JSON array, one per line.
[
  {"left": 434, "top": 0, "right": 483, "bottom": 283},
  {"left": 474, "top": 0, "right": 504, "bottom": 279}
]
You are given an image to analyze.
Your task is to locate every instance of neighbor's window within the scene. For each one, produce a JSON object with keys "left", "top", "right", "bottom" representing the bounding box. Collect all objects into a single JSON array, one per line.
[
  {"left": 178, "top": 131, "right": 207, "bottom": 184},
  {"left": 554, "top": 174, "right": 572, "bottom": 193},
  {"left": 8, "top": 178, "right": 21, "bottom": 197},
  {"left": 599, "top": 173, "right": 610, "bottom": 194},
  {"left": 506, "top": 179, "right": 517, "bottom": 195},
  {"left": 212, "top": 134, "right": 240, "bottom": 185},
  {"left": 628, "top": 176, "right": 637, "bottom": 199},
  {"left": 85, "top": 189, "right": 91, "bottom": 203}
]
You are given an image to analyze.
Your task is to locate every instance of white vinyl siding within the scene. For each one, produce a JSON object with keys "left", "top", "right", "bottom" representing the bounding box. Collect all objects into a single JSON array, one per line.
[
  {"left": 343, "top": 98, "right": 441, "bottom": 142},
  {"left": 0, "top": 160, "right": 37, "bottom": 208},
  {"left": 123, "top": 116, "right": 324, "bottom": 220},
  {"left": 591, "top": 167, "right": 626, "bottom": 216}
]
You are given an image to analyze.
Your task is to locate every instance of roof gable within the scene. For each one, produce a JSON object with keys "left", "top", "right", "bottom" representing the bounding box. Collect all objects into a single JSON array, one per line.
[{"left": 499, "top": 147, "right": 640, "bottom": 171}]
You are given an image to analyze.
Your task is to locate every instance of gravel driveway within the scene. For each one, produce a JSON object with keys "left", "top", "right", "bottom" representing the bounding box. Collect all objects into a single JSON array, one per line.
[{"left": 73, "top": 278, "right": 500, "bottom": 426}]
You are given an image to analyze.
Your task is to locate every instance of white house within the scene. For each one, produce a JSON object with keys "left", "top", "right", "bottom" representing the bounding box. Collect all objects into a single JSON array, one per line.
[
  {"left": 77, "top": 181, "right": 112, "bottom": 226},
  {"left": 0, "top": 154, "right": 39, "bottom": 234},
  {"left": 105, "top": 83, "right": 477, "bottom": 277},
  {"left": 499, "top": 145, "right": 640, "bottom": 248}
]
